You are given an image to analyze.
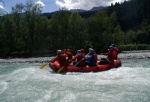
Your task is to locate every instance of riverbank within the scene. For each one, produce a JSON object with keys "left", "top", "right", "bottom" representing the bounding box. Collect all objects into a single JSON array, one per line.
[
  {"left": 0, "top": 50, "right": 150, "bottom": 63},
  {"left": 1, "top": 50, "right": 150, "bottom": 59},
  {"left": 0, "top": 51, "right": 55, "bottom": 59},
  {"left": 118, "top": 50, "right": 150, "bottom": 59}
]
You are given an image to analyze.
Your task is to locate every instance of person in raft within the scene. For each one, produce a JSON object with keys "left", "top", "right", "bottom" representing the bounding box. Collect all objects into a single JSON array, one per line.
[
  {"left": 81, "top": 49, "right": 86, "bottom": 57},
  {"left": 101, "top": 46, "right": 117, "bottom": 64},
  {"left": 88, "top": 48, "right": 98, "bottom": 57},
  {"left": 69, "top": 50, "right": 86, "bottom": 67},
  {"left": 84, "top": 49, "right": 97, "bottom": 66},
  {"left": 50, "top": 50, "right": 68, "bottom": 68},
  {"left": 80, "top": 49, "right": 86, "bottom": 66},
  {"left": 64, "top": 49, "right": 73, "bottom": 63},
  {"left": 111, "top": 44, "right": 119, "bottom": 59}
]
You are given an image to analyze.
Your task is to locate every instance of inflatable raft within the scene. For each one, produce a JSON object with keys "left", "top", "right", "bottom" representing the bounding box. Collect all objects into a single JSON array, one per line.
[{"left": 49, "top": 58, "right": 121, "bottom": 73}]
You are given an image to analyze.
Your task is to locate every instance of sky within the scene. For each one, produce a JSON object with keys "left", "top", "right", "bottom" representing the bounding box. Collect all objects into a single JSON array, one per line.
[{"left": 1, "top": 0, "right": 126, "bottom": 13}]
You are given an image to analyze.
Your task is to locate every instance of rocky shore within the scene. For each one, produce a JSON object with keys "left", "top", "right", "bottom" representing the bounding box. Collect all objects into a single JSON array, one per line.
[
  {"left": 0, "top": 50, "right": 150, "bottom": 63},
  {"left": 118, "top": 50, "right": 150, "bottom": 59}
]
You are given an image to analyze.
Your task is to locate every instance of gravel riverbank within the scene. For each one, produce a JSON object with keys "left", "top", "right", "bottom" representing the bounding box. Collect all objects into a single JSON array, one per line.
[{"left": 0, "top": 50, "right": 150, "bottom": 63}]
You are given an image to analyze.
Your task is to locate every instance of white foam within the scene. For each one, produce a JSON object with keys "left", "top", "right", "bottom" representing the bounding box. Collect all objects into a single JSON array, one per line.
[
  {"left": 0, "top": 81, "right": 8, "bottom": 94},
  {"left": 0, "top": 59, "right": 150, "bottom": 102}
]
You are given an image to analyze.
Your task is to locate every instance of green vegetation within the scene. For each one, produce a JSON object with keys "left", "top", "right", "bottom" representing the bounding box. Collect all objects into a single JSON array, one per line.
[{"left": 0, "top": 0, "right": 150, "bottom": 58}]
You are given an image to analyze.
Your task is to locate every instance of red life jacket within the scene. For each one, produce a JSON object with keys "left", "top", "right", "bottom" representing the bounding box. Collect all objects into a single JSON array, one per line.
[
  {"left": 72, "top": 54, "right": 86, "bottom": 66},
  {"left": 58, "top": 54, "right": 67, "bottom": 67},
  {"left": 92, "top": 53, "right": 97, "bottom": 62},
  {"left": 78, "top": 54, "right": 86, "bottom": 66},
  {"left": 108, "top": 50, "right": 117, "bottom": 63},
  {"left": 65, "top": 51, "right": 73, "bottom": 61},
  {"left": 114, "top": 47, "right": 119, "bottom": 55}
]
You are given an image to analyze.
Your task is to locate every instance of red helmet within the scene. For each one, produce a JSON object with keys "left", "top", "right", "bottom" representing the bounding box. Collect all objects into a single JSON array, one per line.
[{"left": 81, "top": 49, "right": 84, "bottom": 53}]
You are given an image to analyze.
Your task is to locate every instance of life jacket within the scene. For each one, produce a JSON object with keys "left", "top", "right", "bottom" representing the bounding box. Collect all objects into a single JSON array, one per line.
[
  {"left": 78, "top": 54, "right": 86, "bottom": 66},
  {"left": 93, "top": 53, "right": 97, "bottom": 62},
  {"left": 88, "top": 53, "right": 97, "bottom": 62},
  {"left": 85, "top": 53, "right": 96, "bottom": 62},
  {"left": 114, "top": 47, "right": 119, "bottom": 55},
  {"left": 77, "top": 54, "right": 83, "bottom": 61},
  {"left": 108, "top": 50, "right": 117, "bottom": 63},
  {"left": 65, "top": 51, "right": 73, "bottom": 61},
  {"left": 85, "top": 53, "right": 97, "bottom": 66},
  {"left": 58, "top": 54, "right": 67, "bottom": 67},
  {"left": 72, "top": 54, "right": 78, "bottom": 61},
  {"left": 71, "top": 54, "right": 82, "bottom": 61},
  {"left": 72, "top": 54, "right": 86, "bottom": 66}
]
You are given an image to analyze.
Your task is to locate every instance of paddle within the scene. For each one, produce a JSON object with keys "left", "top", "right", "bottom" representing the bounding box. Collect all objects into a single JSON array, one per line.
[
  {"left": 40, "top": 63, "right": 47, "bottom": 69},
  {"left": 57, "top": 66, "right": 64, "bottom": 73},
  {"left": 40, "top": 56, "right": 57, "bottom": 69},
  {"left": 71, "top": 59, "right": 83, "bottom": 68},
  {"left": 71, "top": 53, "right": 89, "bottom": 68},
  {"left": 100, "top": 53, "right": 110, "bottom": 63}
]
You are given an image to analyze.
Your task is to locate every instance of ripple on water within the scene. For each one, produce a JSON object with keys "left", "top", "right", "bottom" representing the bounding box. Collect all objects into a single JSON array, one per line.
[{"left": 0, "top": 82, "right": 8, "bottom": 94}]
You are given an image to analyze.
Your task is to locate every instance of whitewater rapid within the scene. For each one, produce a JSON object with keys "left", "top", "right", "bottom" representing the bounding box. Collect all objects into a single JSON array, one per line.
[{"left": 0, "top": 52, "right": 150, "bottom": 102}]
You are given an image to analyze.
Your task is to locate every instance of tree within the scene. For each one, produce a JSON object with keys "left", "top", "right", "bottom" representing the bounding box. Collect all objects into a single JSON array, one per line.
[
  {"left": 86, "top": 11, "right": 109, "bottom": 51},
  {"left": 50, "top": 9, "right": 70, "bottom": 50},
  {"left": 68, "top": 12, "right": 86, "bottom": 50},
  {"left": 23, "top": 0, "right": 42, "bottom": 53},
  {"left": 0, "top": 14, "right": 14, "bottom": 53},
  {"left": 124, "top": 30, "right": 136, "bottom": 44},
  {"left": 12, "top": 3, "right": 25, "bottom": 52}
]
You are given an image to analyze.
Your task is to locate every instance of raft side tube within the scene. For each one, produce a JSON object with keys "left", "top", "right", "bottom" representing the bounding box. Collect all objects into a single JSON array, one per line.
[
  {"left": 49, "top": 61, "right": 61, "bottom": 73},
  {"left": 49, "top": 59, "right": 122, "bottom": 73}
]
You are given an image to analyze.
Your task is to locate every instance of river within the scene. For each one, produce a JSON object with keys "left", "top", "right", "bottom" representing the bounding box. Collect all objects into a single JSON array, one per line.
[{"left": 0, "top": 52, "right": 150, "bottom": 102}]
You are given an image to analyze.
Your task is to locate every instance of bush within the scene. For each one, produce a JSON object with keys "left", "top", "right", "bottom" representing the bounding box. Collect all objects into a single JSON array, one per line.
[{"left": 118, "top": 44, "right": 150, "bottom": 51}]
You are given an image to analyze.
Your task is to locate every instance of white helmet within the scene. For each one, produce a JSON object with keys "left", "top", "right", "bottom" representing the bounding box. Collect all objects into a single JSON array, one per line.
[{"left": 57, "top": 50, "right": 62, "bottom": 55}]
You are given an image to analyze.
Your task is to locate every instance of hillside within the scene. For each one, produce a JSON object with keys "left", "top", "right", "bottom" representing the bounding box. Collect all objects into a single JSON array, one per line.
[{"left": 42, "top": 6, "right": 106, "bottom": 19}]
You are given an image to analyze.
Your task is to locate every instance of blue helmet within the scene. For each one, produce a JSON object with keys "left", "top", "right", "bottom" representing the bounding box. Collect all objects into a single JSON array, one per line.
[
  {"left": 77, "top": 50, "right": 81, "bottom": 53},
  {"left": 90, "top": 49, "right": 95, "bottom": 53},
  {"left": 109, "top": 46, "right": 114, "bottom": 50},
  {"left": 111, "top": 44, "right": 115, "bottom": 47}
]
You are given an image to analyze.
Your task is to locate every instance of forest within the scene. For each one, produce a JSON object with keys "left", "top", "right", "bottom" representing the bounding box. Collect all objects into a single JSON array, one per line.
[{"left": 0, "top": 0, "right": 150, "bottom": 58}]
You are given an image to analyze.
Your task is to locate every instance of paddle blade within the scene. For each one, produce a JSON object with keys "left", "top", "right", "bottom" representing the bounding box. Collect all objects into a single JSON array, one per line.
[
  {"left": 57, "top": 66, "right": 64, "bottom": 73},
  {"left": 40, "top": 63, "right": 47, "bottom": 69}
]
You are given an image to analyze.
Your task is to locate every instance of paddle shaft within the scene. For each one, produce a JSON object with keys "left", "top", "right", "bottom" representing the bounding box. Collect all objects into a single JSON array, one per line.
[
  {"left": 72, "top": 53, "right": 89, "bottom": 68},
  {"left": 57, "top": 66, "right": 64, "bottom": 73}
]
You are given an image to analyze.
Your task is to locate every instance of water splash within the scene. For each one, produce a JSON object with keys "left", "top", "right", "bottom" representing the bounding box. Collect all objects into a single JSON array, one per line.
[{"left": 0, "top": 58, "right": 150, "bottom": 102}]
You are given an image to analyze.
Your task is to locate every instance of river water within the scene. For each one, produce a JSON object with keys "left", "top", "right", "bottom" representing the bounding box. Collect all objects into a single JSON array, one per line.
[{"left": 0, "top": 52, "right": 150, "bottom": 102}]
